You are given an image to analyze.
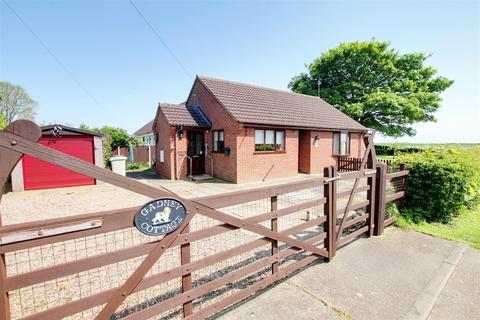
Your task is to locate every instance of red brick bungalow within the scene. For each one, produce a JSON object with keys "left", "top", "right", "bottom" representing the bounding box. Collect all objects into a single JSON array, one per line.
[{"left": 153, "top": 76, "right": 368, "bottom": 183}]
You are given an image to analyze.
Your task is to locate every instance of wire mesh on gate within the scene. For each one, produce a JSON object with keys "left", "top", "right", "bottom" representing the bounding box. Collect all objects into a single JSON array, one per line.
[
  {"left": 336, "top": 176, "right": 370, "bottom": 238},
  {"left": 5, "top": 184, "right": 329, "bottom": 319}
]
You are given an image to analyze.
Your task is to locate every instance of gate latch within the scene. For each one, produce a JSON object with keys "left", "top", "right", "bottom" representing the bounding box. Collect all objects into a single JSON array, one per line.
[{"left": 324, "top": 176, "right": 340, "bottom": 183}]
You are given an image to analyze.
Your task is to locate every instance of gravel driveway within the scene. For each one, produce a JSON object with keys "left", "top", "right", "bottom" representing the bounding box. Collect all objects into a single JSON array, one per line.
[{"left": 1, "top": 171, "right": 323, "bottom": 225}]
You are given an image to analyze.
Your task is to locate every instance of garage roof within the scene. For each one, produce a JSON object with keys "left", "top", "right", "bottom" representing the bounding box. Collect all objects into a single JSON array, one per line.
[{"left": 41, "top": 124, "right": 104, "bottom": 137}]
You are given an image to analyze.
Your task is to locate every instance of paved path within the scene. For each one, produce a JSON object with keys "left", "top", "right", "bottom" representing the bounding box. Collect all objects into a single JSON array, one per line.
[{"left": 216, "top": 228, "right": 478, "bottom": 320}]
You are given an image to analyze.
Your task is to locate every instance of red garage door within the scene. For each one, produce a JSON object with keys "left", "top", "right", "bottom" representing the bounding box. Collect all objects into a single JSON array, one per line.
[{"left": 23, "top": 135, "right": 96, "bottom": 190}]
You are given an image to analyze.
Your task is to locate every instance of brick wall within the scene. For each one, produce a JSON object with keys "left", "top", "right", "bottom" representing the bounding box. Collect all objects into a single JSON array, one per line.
[
  {"left": 350, "top": 132, "right": 364, "bottom": 157},
  {"left": 175, "top": 132, "right": 189, "bottom": 179},
  {"left": 154, "top": 112, "right": 175, "bottom": 179},
  {"left": 187, "top": 80, "right": 242, "bottom": 182},
  {"left": 236, "top": 128, "right": 299, "bottom": 183},
  {"left": 298, "top": 130, "right": 365, "bottom": 174}
]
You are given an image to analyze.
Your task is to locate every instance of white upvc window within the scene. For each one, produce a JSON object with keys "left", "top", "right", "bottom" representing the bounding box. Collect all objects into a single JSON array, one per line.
[
  {"left": 333, "top": 131, "right": 350, "bottom": 155},
  {"left": 213, "top": 130, "right": 224, "bottom": 152},
  {"left": 254, "top": 129, "right": 285, "bottom": 152}
]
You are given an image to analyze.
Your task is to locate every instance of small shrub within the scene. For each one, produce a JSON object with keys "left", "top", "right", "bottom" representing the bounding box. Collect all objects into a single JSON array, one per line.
[
  {"left": 394, "top": 148, "right": 480, "bottom": 223},
  {"left": 102, "top": 133, "right": 113, "bottom": 169},
  {"left": 385, "top": 202, "right": 400, "bottom": 218},
  {"left": 126, "top": 162, "right": 150, "bottom": 171}
]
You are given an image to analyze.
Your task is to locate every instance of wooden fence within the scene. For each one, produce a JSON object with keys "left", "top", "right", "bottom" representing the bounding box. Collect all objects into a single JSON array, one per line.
[
  {"left": 114, "top": 145, "right": 156, "bottom": 165},
  {"left": 337, "top": 156, "right": 363, "bottom": 172},
  {"left": 338, "top": 156, "right": 393, "bottom": 173},
  {"left": 0, "top": 121, "right": 409, "bottom": 320},
  {"left": 377, "top": 159, "right": 393, "bottom": 172}
]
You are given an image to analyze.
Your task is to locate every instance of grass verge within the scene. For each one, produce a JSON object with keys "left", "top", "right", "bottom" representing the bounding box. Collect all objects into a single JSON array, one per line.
[
  {"left": 126, "top": 162, "right": 152, "bottom": 171},
  {"left": 396, "top": 208, "right": 480, "bottom": 249}
]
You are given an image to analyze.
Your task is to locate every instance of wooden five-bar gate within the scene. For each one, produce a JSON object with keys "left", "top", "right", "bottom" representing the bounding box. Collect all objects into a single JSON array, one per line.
[{"left": 0, "top": 121, "right": 409, "bottom": 320}]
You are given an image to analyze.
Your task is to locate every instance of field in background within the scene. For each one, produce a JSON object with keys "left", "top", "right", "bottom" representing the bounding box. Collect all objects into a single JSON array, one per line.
[
  {"left": 376, "top": 143, "right": 479, "bottom": 149},
  {"left": 375, "top": 143, "right": 479, "bottom": 160}
]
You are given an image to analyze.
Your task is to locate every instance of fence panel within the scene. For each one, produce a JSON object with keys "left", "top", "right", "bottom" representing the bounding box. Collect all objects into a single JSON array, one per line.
[
  {"left": 337, "top": 156, "right": 363, "bottom": 172},
  {"left": 114, "top": 146, "right": 156, "bottom": 165},
  {"left": 339, "top": 157, "right": 395, "bottom": 173},
  {"left": 377, "top": 159, "right": 393, "bottom": 172},
  {"left": 335, "top": 170, "right": 375, "bottom": 247},
  {"left": 374, "top": 163, "right": 409, "bottom": 234}
]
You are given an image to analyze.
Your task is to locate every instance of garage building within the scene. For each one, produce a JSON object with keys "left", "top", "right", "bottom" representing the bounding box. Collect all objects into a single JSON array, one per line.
[{"left": 11, "top": 125, "right": 104, "bottom": 191}]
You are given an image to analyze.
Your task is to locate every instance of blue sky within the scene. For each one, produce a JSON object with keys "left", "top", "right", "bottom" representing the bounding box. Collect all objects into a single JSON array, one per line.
[{"left": 1, "top": 0, "right": 479, "bottom": 142}]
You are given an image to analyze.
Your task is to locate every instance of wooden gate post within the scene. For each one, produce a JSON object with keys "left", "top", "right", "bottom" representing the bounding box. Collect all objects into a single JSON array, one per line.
[
  {"left": 324, "top": 166, "right": 337, "bottom": 261},
  {"left": 181, "top": 224, "right": 193, "bottom": 316},
  {"left": 0, "top": 120, "right": 42, "bottom": 320},
  {"left": 374, "top": 162, "right": 387, "bottom": 236},
  {"left": 270, "top": 195, "right": 278, "bottom": 274},
  {"left": 366, "top": 169, "right": 376, "bottom": 237},
  {"left": 398, "top": 163, "right": 406, "bottom": 210},
  {"left": 0, "top": 252, "right": 9, "bottom": 320},
  {"left": 148, "top": 144, "right": 152, "bottom": 166}
]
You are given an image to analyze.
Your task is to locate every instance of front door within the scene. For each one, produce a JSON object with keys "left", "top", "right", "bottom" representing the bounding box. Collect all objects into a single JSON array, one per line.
[{"left": 187, "top": 131, "right": 205, "bottom": 175}]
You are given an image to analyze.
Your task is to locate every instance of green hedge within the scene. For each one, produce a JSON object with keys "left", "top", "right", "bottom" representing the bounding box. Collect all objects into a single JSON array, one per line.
[
  {"left": 375, "top": 144, "right": 423, "bottom": 156},
  {"left": 394, "top": 148, "right": 480, "bottom": 223}
]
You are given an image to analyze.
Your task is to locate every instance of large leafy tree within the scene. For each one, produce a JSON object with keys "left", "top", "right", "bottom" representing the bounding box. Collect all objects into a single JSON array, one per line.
[
  {"left": 0, "top": 81, "right": 38, "bottom": 125},
  {"left": 289, "top": 41, "right": 453, "bottom": 137},
  {"left": 80, "top": 124, "right": 140, "bottom": 167},
  {"left": 81, "top": 125, "right": 140, "bottom": 149}
]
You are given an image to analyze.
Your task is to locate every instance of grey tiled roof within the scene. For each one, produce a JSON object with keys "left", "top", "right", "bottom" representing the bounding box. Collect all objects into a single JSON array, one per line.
[
  {"left": 133, "top": 119, "right": 154, "bottom": 136},
  {"left": 197, "top": 76, "right": 367, "bottom": 131},
  {"left": 159, "top": 103, "right": 211, "bottom": 127}
]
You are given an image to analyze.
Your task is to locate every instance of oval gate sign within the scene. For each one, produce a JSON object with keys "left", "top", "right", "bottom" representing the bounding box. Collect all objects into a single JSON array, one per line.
[{"left": 134, "top": 198, "right": 187, "bottom": 236}]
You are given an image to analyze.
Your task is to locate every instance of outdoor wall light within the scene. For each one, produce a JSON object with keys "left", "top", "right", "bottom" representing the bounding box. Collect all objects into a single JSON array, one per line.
[
  {"left": 178, "top": 129, "right": 184, "bottom": 140},
  {"left": 313, "top": 134, "right": 321, "bottom": 147}
]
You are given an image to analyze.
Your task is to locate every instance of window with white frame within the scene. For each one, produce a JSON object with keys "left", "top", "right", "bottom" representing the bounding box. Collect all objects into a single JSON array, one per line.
[
  {"left": 213, "top": 130, "right": 224, "bottom": 152},
  {"left": 255, "top": 129, "right": 285, "bottom": 152},
  {"left": 333, "top": 131, "right": 350, "bottom": 155}
]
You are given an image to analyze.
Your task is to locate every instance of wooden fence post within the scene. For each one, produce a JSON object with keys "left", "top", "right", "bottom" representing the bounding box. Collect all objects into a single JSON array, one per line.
[
  {"left": 0, "top": 251, "right": 9, "bottom": 320},
  {"left": 374, "top": 162, "right": 387, "bottom": 236},
  {"left": 181, "top": 224, "right": 193, "bottom": 317},
  {"left": 366, "top": 168, "right": 376, "bottom": 237},
  {"left": 270, "top": 195, "right": 278, "bottom": 274},
  {"left": 0, "top": 189, "right": 11, "bottom": 320},
  {"left": 147, "top": 145, "right": 152, "bottom": 166},
  {"left": 324, "top": 166, "right": 337, "bottom": 261},
  {"left": 398, "top": 163, "right": 406, "bottom": 209}
]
